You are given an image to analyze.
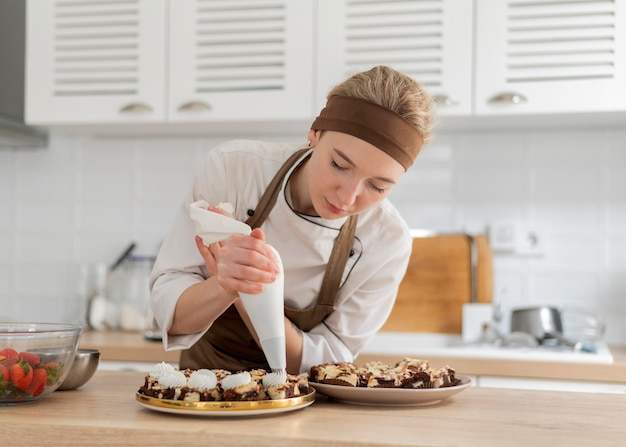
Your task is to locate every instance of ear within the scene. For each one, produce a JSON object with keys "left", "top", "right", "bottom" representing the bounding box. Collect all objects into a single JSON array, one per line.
[{"left": 307, "top": 129, "right": 321, "bottom": 146}]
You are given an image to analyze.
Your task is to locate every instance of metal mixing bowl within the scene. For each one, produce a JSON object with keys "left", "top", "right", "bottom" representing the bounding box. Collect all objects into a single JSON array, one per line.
[{"left": 57, "top": 348, "right": 100, "bottom": 391}]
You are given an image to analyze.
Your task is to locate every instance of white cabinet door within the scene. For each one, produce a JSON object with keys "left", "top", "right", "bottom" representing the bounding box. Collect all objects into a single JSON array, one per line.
[
  {"left": 25, "top": 0, "right": 167, "bottom": 125},
  {"left": 475, "top": 0, "right": 626, "bottom": 115},
  {"left": 168, "top": 0, "right": 314, "bottom": 122},
  {"left": 316, "top": 0, "right": 473, "bottom": 116}
]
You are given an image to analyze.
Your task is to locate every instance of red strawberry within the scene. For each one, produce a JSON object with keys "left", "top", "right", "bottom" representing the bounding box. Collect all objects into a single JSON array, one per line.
[
  {"left": 0, "top": 347, "right": 19, "bottom": 361},
  {"left": 0, "top": 357, "right": 18, "bottom": 368},
  {"left": 10, "top": 361, "right": 33, "bottom": 391},
  {"left": 26, "top": 367, "right": 48, "bottom": 396},
  {"left": 44, "top": 361, "right": 62, "bottom": 385},
  {"left": 0, "top": 363, "right": 9, "bottom": 384},
  {"left": 19, "top": 351, "right": 41, "bottom": 367}
]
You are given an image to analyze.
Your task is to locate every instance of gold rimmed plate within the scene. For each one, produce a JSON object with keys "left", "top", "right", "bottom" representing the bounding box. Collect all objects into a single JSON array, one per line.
[
  {"left": 135, "top": 390, "right": 316, "bottom": 417},
  {"left": 310, "top": 376, "right": 471, "bottom": 406}
]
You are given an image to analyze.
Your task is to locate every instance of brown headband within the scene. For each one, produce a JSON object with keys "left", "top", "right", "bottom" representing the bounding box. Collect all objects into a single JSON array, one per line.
[{"left": 310, "top": 96, "right": 423, "bottom": 170}]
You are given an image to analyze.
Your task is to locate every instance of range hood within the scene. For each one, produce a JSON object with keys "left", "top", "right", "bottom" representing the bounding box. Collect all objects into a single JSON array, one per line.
[{"left": 0, "top": 1, "right": 47, "bottom": 148}]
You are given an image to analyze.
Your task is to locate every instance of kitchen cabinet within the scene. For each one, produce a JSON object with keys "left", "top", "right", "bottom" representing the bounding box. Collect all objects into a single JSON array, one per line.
[
  {"left": 475, "top": 0, "right": 626, "bottom": 115},
  {"left": 477, "top": 375, "right": 626, "bottom": 394},
  {"left": 25, "top": 0, "right": 167, "bottom": 124},
  {"left": 316, "top": 0, "right": 474, "bottom": 117},
  {"left": 24, "top": 0, "right": 626, "bottom": 132},
  {"left": 25, "top": 0, "right": 314, "bottom": 126},
  {"left": 168, "top": 0, "right": 313, "bottom": 122},
  {"left": 317, "top": 0, "right": 626, "bottom": 120}
]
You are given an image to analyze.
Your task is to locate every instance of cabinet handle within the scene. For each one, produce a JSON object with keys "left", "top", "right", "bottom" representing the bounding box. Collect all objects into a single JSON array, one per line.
[
  {"left": 119, "top": 103, "right": 153, "bottom": 114},
  {"left": 488, "top": 92, "right": 527, "bottom": 105},
  {"left": 177, "top": 101, "right": 211, "bottom": 112},
  {"left": 432, "top": 94, "right": 459, "bottom": 107}
]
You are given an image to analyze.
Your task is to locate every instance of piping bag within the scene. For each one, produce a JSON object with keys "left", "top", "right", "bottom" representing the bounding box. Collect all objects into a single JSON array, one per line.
[{"left": 189, "top": 200, "right": 287, "bottom": 375}]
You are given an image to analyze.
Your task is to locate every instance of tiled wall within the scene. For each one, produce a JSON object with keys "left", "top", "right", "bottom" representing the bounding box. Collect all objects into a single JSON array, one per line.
[{"left": 1, "top": 127, "right": 625, "bottom": 344}]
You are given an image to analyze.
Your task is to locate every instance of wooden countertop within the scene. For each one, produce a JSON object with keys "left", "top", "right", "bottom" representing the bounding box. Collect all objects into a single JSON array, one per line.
[
  {"left": 2, "top": 370, "right": 625, "bottom": 446},
  {"left": 80, "top": 330, "right": 179, "bottom": 363},
  {"left": 79, "top": 331, "right": 626, "bottom": 383}
]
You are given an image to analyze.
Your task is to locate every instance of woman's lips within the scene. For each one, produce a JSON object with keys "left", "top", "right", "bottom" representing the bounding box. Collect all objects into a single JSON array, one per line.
[{"left": 325, "top": 198, "right": 345, "bottom": 215}]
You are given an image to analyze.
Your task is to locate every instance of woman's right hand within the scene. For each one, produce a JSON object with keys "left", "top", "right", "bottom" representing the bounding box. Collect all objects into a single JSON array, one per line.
[{"left": 194, "top": 220, "right": 279, "bottom": 295}]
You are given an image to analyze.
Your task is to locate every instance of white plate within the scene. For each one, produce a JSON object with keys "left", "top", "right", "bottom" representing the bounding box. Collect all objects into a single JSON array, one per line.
[
  {"left": 310, "top": 376, "right": 471, "bottom": 406},
  {"left": 135, "top": 390, "right": 315, "bottom": 417}
]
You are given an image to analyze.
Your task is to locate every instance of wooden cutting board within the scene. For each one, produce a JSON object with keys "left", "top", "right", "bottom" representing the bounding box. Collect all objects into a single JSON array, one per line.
[{"left": 381, "top": 234, "right": 493, "bottom": 334}]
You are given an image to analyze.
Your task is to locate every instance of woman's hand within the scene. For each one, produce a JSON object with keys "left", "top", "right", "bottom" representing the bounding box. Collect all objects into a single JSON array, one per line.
[
  {"left": 193, "top": 205, "right": 229, "bottom": 277},
  {"left": 194, "top": 207, "right": 279, "bottom": 295}
]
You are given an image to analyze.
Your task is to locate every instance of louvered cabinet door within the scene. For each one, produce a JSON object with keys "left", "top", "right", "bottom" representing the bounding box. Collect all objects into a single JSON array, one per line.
[
  {"left": 475, "top": 0, "right": 626, "bottom": 115},
  {"left": 315, "top": 0, "right": 473, "bottom": 117},
  {"left": 168, "top": 0, "right": 315, "bottom": 122},
  {"left": 25, "top": 0, "right": 166, "bottom": 125}
]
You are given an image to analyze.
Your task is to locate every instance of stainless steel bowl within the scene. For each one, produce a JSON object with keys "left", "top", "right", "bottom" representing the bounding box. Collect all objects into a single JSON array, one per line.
[
  {"left": 510, "top": 306, "right": 598, "bottom": 352},
  {"left": 57, "top": 348, "right": 100, "bottom": 391},
  {"left": 510, "top": 306, "right": 563, "bottom": 342}
]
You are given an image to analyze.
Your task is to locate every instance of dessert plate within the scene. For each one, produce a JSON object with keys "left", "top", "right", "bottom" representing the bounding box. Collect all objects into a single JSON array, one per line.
[
  {"left": 309, "top": 376, "right": 471, "bottom": 406},
  {"left": 135, "top": 390, "right": 315, "bottom": 417}
]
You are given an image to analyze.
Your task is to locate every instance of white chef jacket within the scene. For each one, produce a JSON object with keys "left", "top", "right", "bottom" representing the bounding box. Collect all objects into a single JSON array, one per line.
[{"left": 149, "top": 139, "right": 412, "bottom": 372}]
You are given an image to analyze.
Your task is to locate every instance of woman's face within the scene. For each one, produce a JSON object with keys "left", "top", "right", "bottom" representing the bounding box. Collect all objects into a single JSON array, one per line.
[{"left": 303, "top": 129, "right": 406, "bottom": 220}]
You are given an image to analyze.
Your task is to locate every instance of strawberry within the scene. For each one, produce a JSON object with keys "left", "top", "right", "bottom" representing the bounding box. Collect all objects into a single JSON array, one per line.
[
  {"left": 44, "top": 361, "right": 62, "bottom": 385},
  {"left": 26, "top": 367, "right": 48, "bottom": 396},
  {"left": 19, "top": 351, "right": 41, "bottom": 367},
  {"left": 0, "top": 363, "right": 8, "bottom": 385},
  {"left": 0, "top": 347, "right": 19, "bottom": 361},
  {"left": 0, "top": 356, "right": 18, "bottom": 369},
  {"left": 10, "top": 361, "right": 33, "bottom": 391}
]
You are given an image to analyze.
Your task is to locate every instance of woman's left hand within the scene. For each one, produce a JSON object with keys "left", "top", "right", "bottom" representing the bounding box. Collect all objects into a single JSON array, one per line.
[
  {"left": 195, "top": 235, "right": 221, "bottom": 277},
  {"left": 193, "top": 205, "right": 230, "bottom": 277}
]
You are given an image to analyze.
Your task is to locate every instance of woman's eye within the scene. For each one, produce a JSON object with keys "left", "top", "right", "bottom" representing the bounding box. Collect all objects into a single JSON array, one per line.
[
  {"left": 331, "top": 160, "right": 347, "bottom": 171},
  {"left": 370, "top": 183, "right": 386, "bottom": 194}
]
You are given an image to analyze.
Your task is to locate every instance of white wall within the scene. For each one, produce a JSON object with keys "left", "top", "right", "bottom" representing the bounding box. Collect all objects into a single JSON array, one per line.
[{"left": 1, "top": 126, "right": 625, "bottom": 344}]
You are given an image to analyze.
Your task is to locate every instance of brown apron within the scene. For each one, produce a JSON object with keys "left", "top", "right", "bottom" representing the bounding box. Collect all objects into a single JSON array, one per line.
[{"left": 180, "top": 148, "right": 358, "bottom": 370}]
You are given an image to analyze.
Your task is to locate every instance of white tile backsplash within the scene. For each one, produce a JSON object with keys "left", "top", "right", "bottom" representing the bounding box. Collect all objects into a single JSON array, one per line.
[
  {"left": 528, "top": 130, "right": 601, "bottom": 163},
  {"left": 457, "top": 166, "right": 525, "bottom": 200},
  {"left": 531, "top": 166, "right": 600, "bottom": 200},
  {"left": 607, "top": 166, "right": 626, "bottom": 198},
  {"left": 20, "top": 202, "right": 75, "bottom": 232},
  {"left": 1, "top": 127, "right": 625, "bottom": 345},
  {"left": 534, "top": 203, "right": 599, "bottom": 230}
]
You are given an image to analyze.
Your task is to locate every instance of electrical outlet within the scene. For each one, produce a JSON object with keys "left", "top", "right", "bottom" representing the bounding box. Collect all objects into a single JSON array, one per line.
[
  {"left": 488, "top": 221, "right": 517, "bottom": 252},
  {"left": 489, "top": 221, "right": 546, "bottom": 257},
  {"left": 516, "top": 227, "right": 545, "bottom": 256}
]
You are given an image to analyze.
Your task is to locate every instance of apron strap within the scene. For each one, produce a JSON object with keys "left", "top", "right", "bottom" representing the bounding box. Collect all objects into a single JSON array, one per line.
[
  {"left": 244, "top": 147, "right": 357, "bottom": 320},
  {"left": 244, "top": 148, "right": 310, "bottom": 229}
]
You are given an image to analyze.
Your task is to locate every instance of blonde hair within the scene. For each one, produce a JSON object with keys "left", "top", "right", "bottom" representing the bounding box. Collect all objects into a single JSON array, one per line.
[{"left": 326, "top": 65, "right": 436, "bottom": 145}]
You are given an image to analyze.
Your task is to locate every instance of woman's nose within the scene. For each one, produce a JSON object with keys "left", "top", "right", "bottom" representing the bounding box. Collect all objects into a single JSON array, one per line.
[{"left": 336, "top": 180, "right": 361, "bottom": 207}]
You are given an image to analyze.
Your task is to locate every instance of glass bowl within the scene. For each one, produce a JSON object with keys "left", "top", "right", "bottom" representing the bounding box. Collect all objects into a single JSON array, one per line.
[{"left": 0, "top": 322, "right": 82, "bottom": 405}]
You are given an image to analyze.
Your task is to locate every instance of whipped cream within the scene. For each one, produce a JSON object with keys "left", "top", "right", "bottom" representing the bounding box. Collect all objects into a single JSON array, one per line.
[
  {"left": 220, "top": 371, "right": 252, "bottom": 390},
  {"left": 188, "top": 369, "right": 218, "bottom": 390},
  {"left": 262, "top": 370, "right": 288, "bottom": 388},
  {"left": 149, "top": 361, "right": 175, "bottom": 380},
  {"left": 159, "top": 370, "right": 188, "bottom": 388}
]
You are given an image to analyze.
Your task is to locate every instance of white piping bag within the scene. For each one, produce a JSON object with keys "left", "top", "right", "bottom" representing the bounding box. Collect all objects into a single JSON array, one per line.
[
  {"left": 190, "top": 200, "right": 251, "bottom": 244},
  {"left": 239, "top": 245, "right": 286, "bottom": 372},
  {"left": 189, "top": 200, "right": 286, "bottom": 373}
]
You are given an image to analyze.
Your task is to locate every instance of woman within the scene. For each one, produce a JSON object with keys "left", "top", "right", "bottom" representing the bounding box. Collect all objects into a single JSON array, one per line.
[{"left": 149, "top": 65, "right": 435, "bottom": 374}]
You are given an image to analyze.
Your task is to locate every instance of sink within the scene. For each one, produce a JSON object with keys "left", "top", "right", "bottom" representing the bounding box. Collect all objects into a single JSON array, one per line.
[{"left": 363, "top": 332, "right": 614, "bottom": 364}]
